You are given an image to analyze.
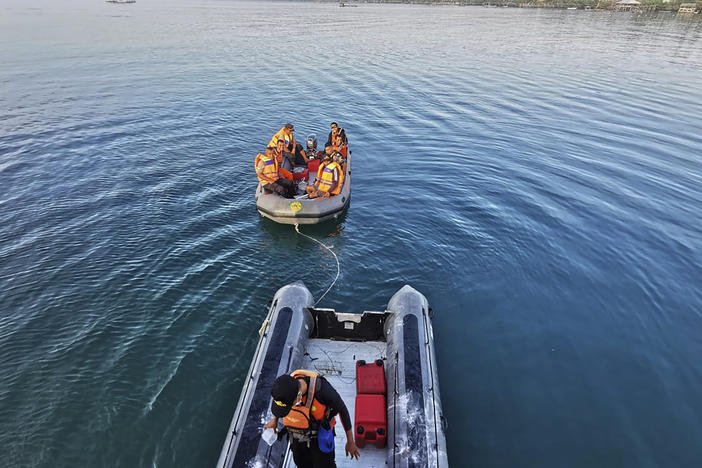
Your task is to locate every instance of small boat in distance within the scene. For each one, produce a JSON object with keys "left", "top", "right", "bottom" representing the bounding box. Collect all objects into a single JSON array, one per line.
[
  {"left": 105, "top": 0, "right": 136, "bottom": 3},
  {"left": 216, "top": 281, "right": 449, "bottom": 467}
]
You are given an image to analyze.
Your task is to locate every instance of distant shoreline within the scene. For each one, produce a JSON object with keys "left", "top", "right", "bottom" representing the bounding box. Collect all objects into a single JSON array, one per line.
[{"left": 339, "top": 0, "right": 701, "bottom": 13}]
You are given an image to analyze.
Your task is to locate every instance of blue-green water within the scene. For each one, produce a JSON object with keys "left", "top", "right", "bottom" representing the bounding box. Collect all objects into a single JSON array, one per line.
[{"left": 1, "top": 1, "right": 701, "bottom": 466}]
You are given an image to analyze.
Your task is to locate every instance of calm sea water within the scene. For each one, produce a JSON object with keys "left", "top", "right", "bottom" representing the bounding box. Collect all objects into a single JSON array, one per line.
[{"left": 1, "top": 0, "right": 701, "bottom": 466}]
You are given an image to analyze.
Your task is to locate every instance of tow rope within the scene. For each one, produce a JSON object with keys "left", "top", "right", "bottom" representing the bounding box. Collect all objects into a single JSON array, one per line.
[{"left": 294, "top": 223, "right": 340, "bottom": 306}]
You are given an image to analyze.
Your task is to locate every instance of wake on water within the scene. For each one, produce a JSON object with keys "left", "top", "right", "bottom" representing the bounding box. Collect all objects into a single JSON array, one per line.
[{"left": 294, "top": 224, "right": 340, "bottom": 307}]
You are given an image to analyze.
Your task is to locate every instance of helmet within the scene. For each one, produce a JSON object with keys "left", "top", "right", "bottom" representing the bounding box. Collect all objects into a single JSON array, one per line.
[{"left": 306, "top": 134, "right": 318, "bottom": 152}]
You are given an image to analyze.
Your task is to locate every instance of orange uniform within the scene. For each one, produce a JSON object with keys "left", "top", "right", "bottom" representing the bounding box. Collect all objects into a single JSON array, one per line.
[
  {"left": 268, "top": 127, "right": 296, "bottom": 152},
  {"left": 314, "top": 161, "right": 344, "bottom": 195},
  {"left": 254, "top": 153, "right": 280, "bottom": 184},
  {"left": 282, "top": 370, "right": 336, "bottom": 435}
]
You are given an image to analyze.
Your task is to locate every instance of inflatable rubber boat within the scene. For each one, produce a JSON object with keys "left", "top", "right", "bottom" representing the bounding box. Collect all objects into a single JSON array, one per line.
[
  {"left": 216, "top": 281, "right": 449, "bottom": 468},
  {"left": 255, "top": 154, "right": 351, "bottom": 225}
]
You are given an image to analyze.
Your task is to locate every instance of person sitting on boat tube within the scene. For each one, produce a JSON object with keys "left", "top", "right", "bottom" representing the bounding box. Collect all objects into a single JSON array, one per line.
[
  {"left": 321, "top": 144, "right": 342, "bottom": 166},
  {"left": 331, "top": 134, "right": 348, "bottom": 159},
  {"left": 305, "top": 153, "right": 343, "bottom": 199},
  {"left": 322, "top": 144, "right": 334, "bottom": 158},
  {"left": 268, "top": 122, "right": 297, "bottom": 152},
  {"left": 255, "top": 147, "right": 295, "bottom": 198},
  {"left": 332, "top": 150, "right": 347, "bottom": 174},
  {"left": 265, "top": 370, "right": 360, "bottom": 466},
  {"left": 324, "top": 121, "right": 347, "bottom": 147}
]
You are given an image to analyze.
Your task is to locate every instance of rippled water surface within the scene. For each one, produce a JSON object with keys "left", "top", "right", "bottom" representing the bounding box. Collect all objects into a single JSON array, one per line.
[{"left": 1, "top": 0, "right": 701, "bottom": 466}]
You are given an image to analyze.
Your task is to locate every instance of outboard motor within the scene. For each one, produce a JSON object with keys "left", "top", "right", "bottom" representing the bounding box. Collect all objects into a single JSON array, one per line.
[{"left": 306, "top": 134, "right": 318, "bottom": 157}]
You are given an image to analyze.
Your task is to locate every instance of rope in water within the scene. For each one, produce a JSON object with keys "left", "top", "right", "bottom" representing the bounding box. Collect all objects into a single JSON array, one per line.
[{"left": 294, "top": 223, "right": 340, "bottom": 306}]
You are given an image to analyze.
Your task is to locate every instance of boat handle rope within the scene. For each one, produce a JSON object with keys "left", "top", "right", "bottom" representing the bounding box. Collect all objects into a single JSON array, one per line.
[
  {"left": 294, "top": 223, "right": 340, "bottom": 306},
  {"left": 258, "top": 319, "right": 269, "bottom": 337}
]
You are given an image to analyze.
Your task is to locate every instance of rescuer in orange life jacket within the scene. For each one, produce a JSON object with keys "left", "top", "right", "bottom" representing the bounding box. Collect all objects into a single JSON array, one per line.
[
  {"left": 305, "top": 152, "right": 344, "bottom": 199},
  {"left": 264, "top": 370, "right": 360, "bottom": 467},
  {"left": 269, "top": 122, "right": 297, "bottom": 152},
  {"left": 255, "top": 146, "right": 295, "bottom": 198},
  {"left": 331, "top": 134, "right": 347, "bottom": 159}
]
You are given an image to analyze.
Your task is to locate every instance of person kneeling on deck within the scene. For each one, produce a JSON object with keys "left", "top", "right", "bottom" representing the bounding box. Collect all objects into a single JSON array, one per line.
[
  {"left": 305, "top": 154, "right": 343, "bottom": 199},
  {"left": 265, "top": 370, "right": 360, "bottom": 467},
  {"left": 255, "top": 147, "right": 295, "bottom": 198}
]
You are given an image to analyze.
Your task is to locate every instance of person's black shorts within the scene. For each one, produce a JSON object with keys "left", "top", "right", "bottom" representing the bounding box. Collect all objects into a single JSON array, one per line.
[
  {"left": 293, "top": 148, "right": 307, "bottom": 166},
  {"left": 290, "top": 437, "right": 335, "bottom": 468},
  {"left": 263, "top": 178, "right": 294, "bottom": 198}
]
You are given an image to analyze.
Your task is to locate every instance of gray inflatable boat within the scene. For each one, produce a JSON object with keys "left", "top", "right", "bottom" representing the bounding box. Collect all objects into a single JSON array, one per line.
[
  {"left": 216, "top": 281, "right": 449, "bottom": 468},
  {"left": 255, "top": 155, "right": 351, "bottom": 225}
]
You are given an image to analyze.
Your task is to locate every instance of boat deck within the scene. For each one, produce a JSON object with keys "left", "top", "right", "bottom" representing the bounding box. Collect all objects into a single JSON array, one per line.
[{"left": 282, "top": 339, "right": 389, "bottom": 468}]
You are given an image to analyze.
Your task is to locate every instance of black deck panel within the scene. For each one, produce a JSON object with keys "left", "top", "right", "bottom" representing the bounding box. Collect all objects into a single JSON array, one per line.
[
  {"left": 230, "top": 307, "right": 293, "bottom": 468},
  {"left": 403, "top": 314, "right": 428, "bottom": 468}
]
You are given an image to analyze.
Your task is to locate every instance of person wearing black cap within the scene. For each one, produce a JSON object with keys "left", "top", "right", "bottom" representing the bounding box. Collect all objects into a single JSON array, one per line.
[
  {"left": 264, "top": 370, "right": 360, "bottom": 467},
  {"left": 324, "top": 122, "right": 347, "bottom": 148},
  {"left": 268, "top": 123, "right": 297, "bottom": 152}
]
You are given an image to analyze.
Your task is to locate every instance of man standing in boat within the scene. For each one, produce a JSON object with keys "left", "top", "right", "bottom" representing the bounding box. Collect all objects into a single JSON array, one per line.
[{"left": 265, "top": 370, "right": 360, "bottom": 467}]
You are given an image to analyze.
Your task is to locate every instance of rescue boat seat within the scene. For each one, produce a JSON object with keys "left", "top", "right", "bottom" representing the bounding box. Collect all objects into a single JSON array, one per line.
[{"left": 306, "top": 308, "right": 389, "bottom": 341}]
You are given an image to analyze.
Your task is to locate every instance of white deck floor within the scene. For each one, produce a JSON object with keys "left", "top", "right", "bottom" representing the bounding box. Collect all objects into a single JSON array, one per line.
[{"left": 283, "top": 339, "right": 389, "bottom": 468}]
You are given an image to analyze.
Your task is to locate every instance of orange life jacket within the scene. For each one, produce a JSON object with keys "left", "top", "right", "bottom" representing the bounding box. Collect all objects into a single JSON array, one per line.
[
  {"left": 268, "top": 128, "right": 295, "bottom": 151},
  {"left": 282, "top": 370, "right": 335, "bottom": 435},
  {"left": 273, "top": 150, "right": 296, "bottom": 182},
  {"left": 332, "top": 144, "right": 347, "bottom": 158},
  {"left": 254, "top": 153, "right": 279, "bottom": 184},
  {"left": 315, "top": 161, "right": 327, "bottom": 180},
  {"left": 314, "top": 162, "right": 342, "bottom": 195}
]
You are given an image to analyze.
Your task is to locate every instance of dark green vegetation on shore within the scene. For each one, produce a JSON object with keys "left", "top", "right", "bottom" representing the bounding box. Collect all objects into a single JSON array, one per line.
[{"left": 350, "top": 0, "right": 702, "bottom": 12}]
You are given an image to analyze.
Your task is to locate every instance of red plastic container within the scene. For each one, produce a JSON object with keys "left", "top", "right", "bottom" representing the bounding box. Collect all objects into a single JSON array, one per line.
[
  {"left": 356, "top": 359, "right": 386, "bottom": 395},
  {"left": 354, "top": 394, "right": 387, "bottom": 449},
  {"left": 307, "top": 159, "right": 320, "bottom": 174},
  {"left": 292, "top": 169, "right": 309, "bottom": 182}
]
